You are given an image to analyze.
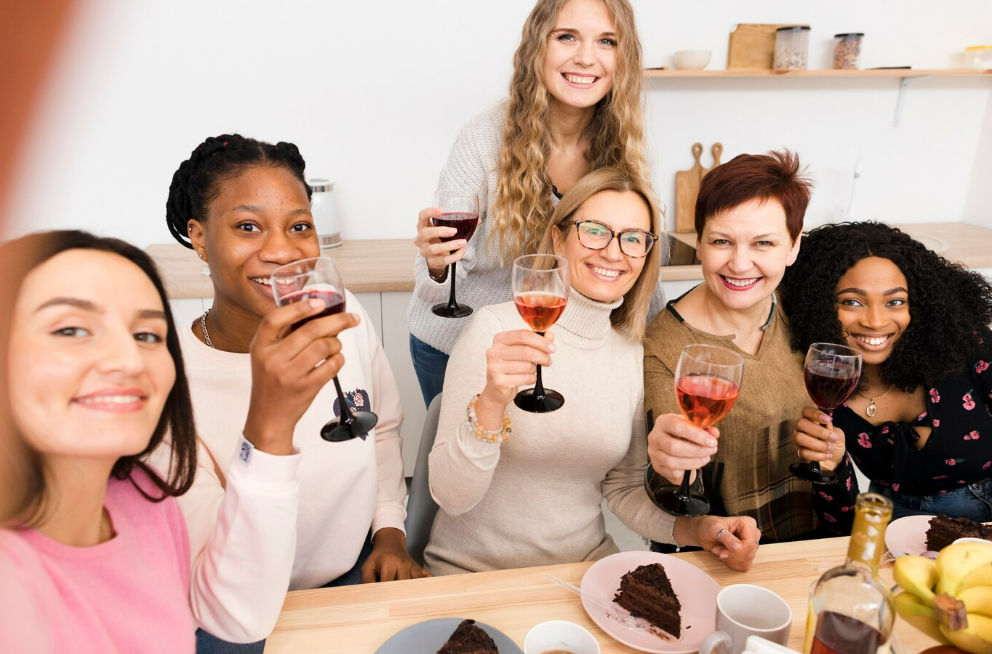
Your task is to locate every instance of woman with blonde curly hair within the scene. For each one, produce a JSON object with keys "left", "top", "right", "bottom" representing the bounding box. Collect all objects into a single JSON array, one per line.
[{"left": 408, "top": 0, "right": 661, "bottom": 404}]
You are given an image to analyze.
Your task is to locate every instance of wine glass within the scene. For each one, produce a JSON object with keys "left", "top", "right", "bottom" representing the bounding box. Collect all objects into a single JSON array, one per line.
[
  {"left": 270, "top": 256, "right": 378, "bottom": 442},
  {"left": 431, "top": 190, "right": 480, "bottom": 318},
  {"left": 791, "top": 342, "right": 862, "bottom": 485},
  {"left": 647, "top": 344, "right": 744, "bottom": 517},
  {"left": 512, "top": 254, "right": 569, "bottom": 413}
]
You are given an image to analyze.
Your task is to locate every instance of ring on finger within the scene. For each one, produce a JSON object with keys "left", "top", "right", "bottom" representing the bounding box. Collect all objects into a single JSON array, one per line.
[{"left": 715, "top": 528, "right": 728, "bottom": 542}]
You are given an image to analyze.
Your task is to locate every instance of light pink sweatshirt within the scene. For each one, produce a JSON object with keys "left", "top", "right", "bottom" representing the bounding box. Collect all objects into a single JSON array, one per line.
[{"left": 0, "top": 469, "right": 194, "bottom": 654}]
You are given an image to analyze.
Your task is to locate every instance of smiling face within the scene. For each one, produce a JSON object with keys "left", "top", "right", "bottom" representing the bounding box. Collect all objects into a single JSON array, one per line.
[
  {"left": 553, "top": 189, "right": 650, "bottom": 302},
  {"left": 189, "top": 165, "right": 318, "bottom": 319},
  {"left": 7, "top": 249, "right": 175, "bottom": 463},
  {"left": 542, "top": 0, "right": 616, "bottom": 113},
  {"left": 835, "top": 256, "right": 911, "bottom": 366},
  {"left": 697, "top": 197, "right": 800, "bottom": 312}
]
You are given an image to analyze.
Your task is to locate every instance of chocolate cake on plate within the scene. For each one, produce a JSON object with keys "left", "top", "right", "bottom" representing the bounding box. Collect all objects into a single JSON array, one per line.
[
  {"left": 614, "top": 563, "right": 682, "bottom": 638},
  {"left": 436, "top": 619, "right": 498, "bottom": 654},
  {"left": 926, "top": 514, "right": 992, "bottom": 551}
]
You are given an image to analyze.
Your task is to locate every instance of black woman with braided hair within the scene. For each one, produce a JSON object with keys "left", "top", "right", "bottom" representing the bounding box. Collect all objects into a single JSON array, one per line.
[
  {"left": 780, "top": 221, "right": 992, "bottom": 533},
  {"left": 151, "top": 134, "right": 426, "bottom": 654}
]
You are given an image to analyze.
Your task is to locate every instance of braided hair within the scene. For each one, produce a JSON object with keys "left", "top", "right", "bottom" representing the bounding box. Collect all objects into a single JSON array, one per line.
[
  {"left": 166, "top": 134, "right": 311, "bottom": 248},
  {"left": 779, "top": 221, "right": 992, "bottom": 392}
]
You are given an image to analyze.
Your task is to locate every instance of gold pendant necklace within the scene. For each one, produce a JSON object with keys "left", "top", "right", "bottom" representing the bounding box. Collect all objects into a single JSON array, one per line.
[{"left": 856, "top": 383, "right": 896, "bottom": 417}]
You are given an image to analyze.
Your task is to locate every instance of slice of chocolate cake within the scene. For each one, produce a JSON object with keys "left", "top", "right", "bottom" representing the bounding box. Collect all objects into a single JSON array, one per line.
[
  {"left": 926, "top": 514, "right": 992, "bottom": 551},
  {"left": 437, "top": 619, "right": 498, "bottom": 654},
  {"left": 614, "top": 563, "right": 682, "bottom": 639}
]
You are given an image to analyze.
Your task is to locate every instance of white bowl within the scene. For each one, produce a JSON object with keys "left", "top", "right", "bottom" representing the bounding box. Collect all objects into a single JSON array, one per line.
[
  {"left": 673, "top": 50, "right": 712, "bottom": 70},
  {"left": 953, "top": 537, "right": 992, "bottom": 546},
  {"left": 524, "top": 620, "right": 600, "bottom": 654}
]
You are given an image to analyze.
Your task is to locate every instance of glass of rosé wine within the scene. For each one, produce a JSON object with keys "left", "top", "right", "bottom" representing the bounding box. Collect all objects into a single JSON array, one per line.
[
  {"left": 647, "top": 344, "right": 744, "bottom": 517},
  {"left": 511, "top": 254, "right": 569, "bottom": 413},
  {"left": 790, "top": 342, "right": 862, "bottom": 485},
  {"left": 270, "top": 256, "right": 378, "bottom": 442},
  {"left": 431, "top": 190, "right": 480, "bottom": 318}
]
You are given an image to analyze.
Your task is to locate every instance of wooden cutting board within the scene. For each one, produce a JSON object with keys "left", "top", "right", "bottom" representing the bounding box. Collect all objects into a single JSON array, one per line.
[{"left": 675, "top": 142, "right": 722, "bottom": 233}]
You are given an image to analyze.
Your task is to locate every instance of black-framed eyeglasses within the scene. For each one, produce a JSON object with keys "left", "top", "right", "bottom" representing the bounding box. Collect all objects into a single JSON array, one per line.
[{"left": 565, "top": 220, "right": 658, "bottom": 258}]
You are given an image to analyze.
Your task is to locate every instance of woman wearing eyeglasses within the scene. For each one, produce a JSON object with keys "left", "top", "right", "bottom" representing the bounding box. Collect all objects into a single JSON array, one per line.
[
  {"left": 425, "top": 169, "right": 759, "bottom": 576},
  {"left": 643, "top": 151, "right": 829, "bottom": 547}
]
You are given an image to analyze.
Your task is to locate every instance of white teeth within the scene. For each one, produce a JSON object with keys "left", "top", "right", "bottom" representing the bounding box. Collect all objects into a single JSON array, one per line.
[
  {"left": 724, "top": 277, "right": 758, "bottom": 287},
  {"left": 251, "top": 278, "right": 272, "bottom": 286},
  {"left": 565, "top": 74, "right": 596, "bottom": 84},
  {"left": 856, "top": 335, "right": 889, "bottom": 346},
  {"left": 77, "top": 395, "right": 142, "bottom": 404},
  {"left": 591, "top": 266, "right": 621, "bottom": 278}
]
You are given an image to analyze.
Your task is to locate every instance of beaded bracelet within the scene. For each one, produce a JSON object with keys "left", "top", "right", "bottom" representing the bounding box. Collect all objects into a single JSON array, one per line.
[{"left": 466, "top": 394, "right": 512, "bottom": 444}]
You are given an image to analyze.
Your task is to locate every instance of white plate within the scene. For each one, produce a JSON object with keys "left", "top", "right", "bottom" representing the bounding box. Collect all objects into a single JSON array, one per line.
[
  {"left": 374, "top": 618, "right": 522, "bottom": 653},
  {"left": 580, "top": 551, "right": 719, "bottom": 654},
  {"left": 884, "top": 515, "right": 933, "bottom": 556}
]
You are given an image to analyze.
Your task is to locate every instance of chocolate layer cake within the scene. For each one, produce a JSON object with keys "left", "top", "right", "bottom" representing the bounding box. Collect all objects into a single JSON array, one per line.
[
  {"left": 437, "top": 619, "right": 498, "bottom": 654},
  {"left": 926, "top": 514, "right": 992, "bottom": 551},
  {"left": 614, "top": 563, "right": 682, "bottom": 638}
]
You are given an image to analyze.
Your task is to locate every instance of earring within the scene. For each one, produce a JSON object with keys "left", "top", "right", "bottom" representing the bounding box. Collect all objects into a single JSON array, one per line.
[{"left": 198, "top": 252, "right": 204, "bottom": 260}]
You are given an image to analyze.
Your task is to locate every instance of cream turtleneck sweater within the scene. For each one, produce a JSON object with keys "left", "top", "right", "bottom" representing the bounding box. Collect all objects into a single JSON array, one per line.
[{"left": 425, "top": 290, "right": 677, "bottom": 576}]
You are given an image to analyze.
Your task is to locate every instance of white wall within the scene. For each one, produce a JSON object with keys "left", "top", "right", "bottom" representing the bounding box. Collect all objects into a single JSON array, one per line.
[{"left": 5, "top": 0, "right": 991, "bottom": 246}]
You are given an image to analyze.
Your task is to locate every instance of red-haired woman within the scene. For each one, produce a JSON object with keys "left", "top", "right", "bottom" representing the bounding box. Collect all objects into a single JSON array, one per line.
[{"left": 643, "top": 151, "right": 830, "bottom": 546}]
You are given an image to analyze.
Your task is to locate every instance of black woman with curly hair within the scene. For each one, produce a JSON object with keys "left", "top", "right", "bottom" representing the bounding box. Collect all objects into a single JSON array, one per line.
[{"left": 780, "top": 221, "right": 992, "bottom": 532}]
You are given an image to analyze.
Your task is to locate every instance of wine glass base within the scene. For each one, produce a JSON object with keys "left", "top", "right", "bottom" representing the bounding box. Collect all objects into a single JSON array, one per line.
[
  {"left": 789, "top": 462, "right": 838, "bottom": 485},
  {"left": 513, "top": 388, "right": 564, "bottom": 413},
  {"left": 320, "top": 411, "right": 379, "bottom": 442},
  {"left": 648, "top": 484, "right": 711, "bottom": 517},
  {"left": 432, "top": 303, "right": 473, "bottom": 318}
]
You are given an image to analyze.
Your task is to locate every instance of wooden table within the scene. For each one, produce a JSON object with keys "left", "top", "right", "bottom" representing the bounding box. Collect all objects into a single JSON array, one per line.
[{"left": 264, "top": 537, "right": 938, "bottom": 653}]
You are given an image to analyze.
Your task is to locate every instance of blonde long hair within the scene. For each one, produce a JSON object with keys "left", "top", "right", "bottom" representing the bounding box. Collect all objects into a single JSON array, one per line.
[
  {"left": 492, "top": 0, "right": 650, "bottom": 262},
  {"left": 537, "top": 168, "right": 661, "bottom": 341}
]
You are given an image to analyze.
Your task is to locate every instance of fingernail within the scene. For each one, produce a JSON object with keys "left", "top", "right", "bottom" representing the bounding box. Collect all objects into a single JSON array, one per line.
[
  {"left": 827, "top": 445, "right": 835, "bottom": 455},
  {"left": 829, "top": 433, "right": 839, "bottom": 443},
  {"left": 309, "top": 299, "right": 324, "bottom": 309},
  {"left": 720, "top": 552, "right": 729, "bottom": 559},
  {"left": 820, "top": 414, "right": 830, "bottom": 423},
  {"left": 549, "top": 343, "right": 556, "bottom": 352},
  {"left": 731, "top": 542, "right": 741, "bottom": 551},
  {"left": 707, "top": 439, "right": 718, "bottom": 448}
]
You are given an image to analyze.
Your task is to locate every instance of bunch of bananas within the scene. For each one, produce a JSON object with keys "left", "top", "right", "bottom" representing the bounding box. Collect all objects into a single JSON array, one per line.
[{"left": 894, "top": 541, "right": 992, "bottom": 654}]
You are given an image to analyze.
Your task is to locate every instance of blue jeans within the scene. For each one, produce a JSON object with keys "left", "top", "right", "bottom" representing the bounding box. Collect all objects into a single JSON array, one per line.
[
  {"left": 409, "top": 335, "right": 448, "bottom": 407},
  {"left": 195, "top": 533, "right": 374, "bottom": 654},
  {"left": 869, "top": 480, "right": 992, "bottom": 522}
]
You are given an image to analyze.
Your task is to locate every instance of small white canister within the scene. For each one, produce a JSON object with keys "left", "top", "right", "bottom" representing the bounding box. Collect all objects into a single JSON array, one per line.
[{"left": 309, "top": 178, "right": 341, "bottom": 249}]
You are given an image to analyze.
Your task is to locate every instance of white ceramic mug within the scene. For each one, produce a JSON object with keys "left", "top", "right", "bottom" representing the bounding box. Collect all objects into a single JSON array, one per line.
[
  {"left": 523, "top": 620, "right": 600, "bottom": 654},
  {"left": 700, "top": 584, "right": 793, "bottom": 654}
]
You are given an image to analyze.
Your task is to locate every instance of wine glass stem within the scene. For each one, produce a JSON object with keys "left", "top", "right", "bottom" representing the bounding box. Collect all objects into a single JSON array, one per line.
[
  {"left": 446, "top": 261, "right": 459, "bottom": 310},
  {"left": 533, "top": 331, "right": 547, "bottom": 400},
  {"left": 675, "top": 470, "right": 693, "bottom": 507},
  {"left": 332, "top": 376, "right": 355, "bottom": 430}
]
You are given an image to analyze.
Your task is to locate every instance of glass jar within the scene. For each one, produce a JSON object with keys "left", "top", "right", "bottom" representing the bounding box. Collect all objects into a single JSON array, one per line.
[
  {"left": 965, "top": 46, "right": 992, "bottom": 70},
  {"left": 309, "top": 178, "right": 342, "bottom": 250},
  {"left": 774, "top": 26, "right": 811, "bottom": 71},
  {"left": 833, "top": 33, "right": 864, "bottom": 70}
]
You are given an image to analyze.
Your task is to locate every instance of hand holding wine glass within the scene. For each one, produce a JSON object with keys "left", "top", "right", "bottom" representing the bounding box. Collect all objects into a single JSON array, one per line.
[
  {"left": 512, "top": 254, "right": 570, "bottom": 413},
  {"left": 428, "top": 190, "right": 480, "bottom": 318},
  {"left": 271, "top": 256, "right": 379, "bottom": 442},
  {"left": 647, "top": 344, "right": 744, "bottom": 517},
  {"left": 790, "top": 343, "right": 861, "bottom": 485}
]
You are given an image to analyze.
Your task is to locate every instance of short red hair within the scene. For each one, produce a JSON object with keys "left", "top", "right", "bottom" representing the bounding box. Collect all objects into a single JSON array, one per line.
[{"left": 695, "top": 150, "right": 812, "bottom": 242}]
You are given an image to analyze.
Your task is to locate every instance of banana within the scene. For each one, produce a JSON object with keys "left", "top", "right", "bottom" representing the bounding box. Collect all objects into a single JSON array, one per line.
[
  {"left": 895, "top": 592, "right": 949, "bottom": 644},
  {"left": 895, "top": 555, "right": 939, "bottom": 604},
  {"left": 937, "top": 543, "right": 992, "bottom": 596},
  {"left": 941, "top": 613, "right": 992, "bottom": 654},
  {"left": 961, "top": 565, "right": 992, "bottom": 593},
  {"left": 959, "top": 587, "right": 992, "bottom": 619}
]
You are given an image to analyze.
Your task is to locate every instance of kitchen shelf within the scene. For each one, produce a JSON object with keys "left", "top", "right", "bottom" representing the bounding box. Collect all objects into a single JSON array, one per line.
[{"left": 643, "top": 68, "right": 992, "bottom": 78}]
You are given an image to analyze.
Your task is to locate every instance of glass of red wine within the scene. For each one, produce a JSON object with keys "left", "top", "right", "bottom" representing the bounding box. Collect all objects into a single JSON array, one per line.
[
  {"left": 431, "top": 190, "right": 480, "bottom": 318},
  {"left": 647, "top": 344, "right": 744, "bottom": 517},
  {"left": 512, "top": 254, "right": 569, "bottom": 413},
  {"left": 791, "top": 342, "right": 862, "bottom": 485},
  {"left": 270, "top": 257, "right": 378, "bottom": 442}
]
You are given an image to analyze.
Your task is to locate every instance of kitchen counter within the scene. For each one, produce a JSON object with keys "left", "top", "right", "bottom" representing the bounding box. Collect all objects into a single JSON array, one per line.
[{"left": 147, "top": 221, "right": 992, "bottom": 298}]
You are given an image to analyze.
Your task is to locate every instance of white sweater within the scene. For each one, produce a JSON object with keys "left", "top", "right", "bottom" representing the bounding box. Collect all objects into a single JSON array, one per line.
[
  {"left": 407, "top": 103, "right": 663, "bottom": 355},
  {"left": 149, "top": 290, "right": 406, "bottom": 642},
  {"left": 424, "top": 292, "right": 677, "bottom": 576}
]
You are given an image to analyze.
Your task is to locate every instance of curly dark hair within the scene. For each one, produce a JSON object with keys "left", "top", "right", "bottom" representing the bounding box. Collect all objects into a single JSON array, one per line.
[{"left": 780, "top": 221, "right": 992, "bottom": 392}]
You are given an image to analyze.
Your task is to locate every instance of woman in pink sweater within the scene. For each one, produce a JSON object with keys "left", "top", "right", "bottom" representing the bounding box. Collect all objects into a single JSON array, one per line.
[{"left": 0, "top": 230, "right": 199, "bottom": 653}]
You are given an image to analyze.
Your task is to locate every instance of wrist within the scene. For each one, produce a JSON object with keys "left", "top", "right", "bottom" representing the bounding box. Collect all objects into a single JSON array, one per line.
[
  {"left": 476, "top": 390, "right": 509, "bottom": 430},
  {"left": 428, "top": 266, "right": 448, "bottom": 283},
  {"left": 673, "top": 517, "right": 698, "bottom": 548},
  {"left": 242, "top": 417, "right": 295, "bottom": 456}
]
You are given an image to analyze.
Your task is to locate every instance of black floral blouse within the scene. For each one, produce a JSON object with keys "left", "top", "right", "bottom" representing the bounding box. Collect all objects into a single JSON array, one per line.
[{"left": 812, "top": 328, "right": 992, "bottom": 534}]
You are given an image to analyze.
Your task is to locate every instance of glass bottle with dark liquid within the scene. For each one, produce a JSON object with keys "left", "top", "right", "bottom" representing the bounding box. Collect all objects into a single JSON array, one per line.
[{"left": 803, "top": 493, "right": 895, "bottom": 654}]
